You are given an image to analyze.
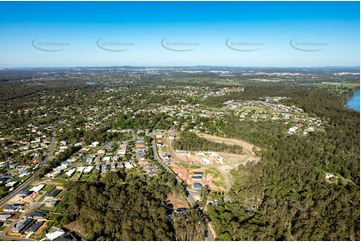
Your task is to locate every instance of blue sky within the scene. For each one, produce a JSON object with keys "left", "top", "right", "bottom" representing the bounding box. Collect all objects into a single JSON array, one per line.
[{"left": 0, "top": 1, "right": 359, "bottom": 67}]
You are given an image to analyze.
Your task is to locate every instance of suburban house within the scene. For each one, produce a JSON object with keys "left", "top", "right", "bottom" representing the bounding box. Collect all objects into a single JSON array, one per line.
[
  {"left": 176, "top": 150, "right": 188, "bottom": 155},
  {"left": 12, "top": 217, "right": 32, "bottom": 233},
  {"left": 216, "top": 156, "right": 224, "bottom": 162},
  {"left": 124, "top": 161, "right": 134, "bottom": 169},
  {"left": 83, "top": 166, "right": 93, "bottom": 173},
  {"left": 18, "top": 190, "right": 30, "bottom": 199},
  {"left": 24, "top": 221, "right": 45, "bottom": 234},
  {"left": 29, "top": 210, "right": 47, "bottom": 219},
  {"left": 202, "top": 158, "right": 211, "bottom": 165},
  {"left": 193, "top": 172, "right": 203, "bottom": 176},
  {"left": 175, "top": 208, "right": 187, "bottom": 214},
  {"left": 5, "top": 181, "right": 17, "bottom": 187},
  {"left": 155, "top": 135, "right": 163, "bottom": 145},
  {"left": 46, "top": 228, "right": 66, "bottom": 241},
  {"left": 29, "top": 184, "right": 45, "bottom": 193},
  {"left": 191, "top": 175, "right": 203, "bottom": 181},
  {"left": 0, "top": 213, "right": 13, "bottom": 221},
  {"left": 136, "top": 151, "right": 146, "bottom": 161},
  {"left": 86, "top": 156, "right": 94, "bottom": 164},
  {"left": 46, "top": 189, "right": 61, "bottom": 199},
  {"left": 101, "top": 164, "right": 108, "bottom": 173},
  {"left": 66, "top": 168, "right": 76, "bottom": 177},
  {"left": 111, "top": 162, "right": 117, "bottom": 171},
  {"left": 4, "top": 204, "right": 23, "bottom": 212},
  {"left": 45, "top": 200, "right": 58, "bottom": 207},
  {"left": 18, "top": 169, "right": 29, "bottom": 177}
]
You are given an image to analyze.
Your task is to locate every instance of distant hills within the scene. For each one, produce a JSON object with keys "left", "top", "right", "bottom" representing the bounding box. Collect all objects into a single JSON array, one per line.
[{"left": 1, "top": 66, "right": 359, "bottom": 72}]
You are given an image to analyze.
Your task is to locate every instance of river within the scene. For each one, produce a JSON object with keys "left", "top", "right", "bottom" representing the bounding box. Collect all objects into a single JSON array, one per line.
[{"left": 345, "top": 89, "right": 360, "bottom": 112}]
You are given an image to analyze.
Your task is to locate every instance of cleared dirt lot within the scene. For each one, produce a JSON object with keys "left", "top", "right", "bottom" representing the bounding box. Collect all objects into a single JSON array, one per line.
[
  {"left": 170, "top": 166, "right": 189, "bottom": 182},
  {"left": 167, "top": 192, "right": 189, "bottom": 209},
  {"left": 167, "top": 132, "right": 261, "bottom": 191},
  {"left": 7, "top": 192, "right": 39, "bottom": 205}
]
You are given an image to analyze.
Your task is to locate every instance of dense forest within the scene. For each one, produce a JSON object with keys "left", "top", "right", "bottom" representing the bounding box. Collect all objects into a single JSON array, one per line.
[
  {"left": 207, "top": 85, "right": 360, "bottom": 240},
  {"left": 175, "top": 131, "right": 243, "bottom": 154},
  {"left": 57, "top": 171, "right": 204, "bottom": 241}
]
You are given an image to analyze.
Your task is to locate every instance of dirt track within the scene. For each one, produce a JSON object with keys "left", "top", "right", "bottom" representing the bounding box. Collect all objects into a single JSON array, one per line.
[{"left": 196, "top": 133, "right": 261, "bottom": 157}]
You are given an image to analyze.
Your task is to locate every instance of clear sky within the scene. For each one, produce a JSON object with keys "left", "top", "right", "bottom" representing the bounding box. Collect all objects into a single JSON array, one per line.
[{"left": 0, "top": 1, "right": 359, "bottom": 67}]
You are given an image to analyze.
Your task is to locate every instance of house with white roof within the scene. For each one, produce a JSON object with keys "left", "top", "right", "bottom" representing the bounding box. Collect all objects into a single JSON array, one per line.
[
  {"left": 30, "top": 184, "right": 45, "bottom": 193},
  {"left": 46, "top": 228, "right": 65, "bottom": 240}
]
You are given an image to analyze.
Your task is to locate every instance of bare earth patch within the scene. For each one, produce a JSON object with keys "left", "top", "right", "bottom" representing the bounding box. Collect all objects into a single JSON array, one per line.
[
  {"left": 167, "top": 132, "right": 261, "bottom": 191},
  {"left": 167, "top": 192, "right": 189, "bottom": 209},
  {"left": 64, "top": 220, "right": 86, "bottom": 238},
  {"left": 7, "top": 192, "right": 39, "bottom": 205},
  {"left": 169, "top": 166, "right": 189, "bottom": 182}
]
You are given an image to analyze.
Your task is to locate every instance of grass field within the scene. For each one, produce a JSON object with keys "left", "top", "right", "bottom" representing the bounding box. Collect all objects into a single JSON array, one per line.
[
  {"left": 205, "top": 167, "right": 222, "bottom": 179},
  {"left": 175, "top": 162, "right": 201, "bottom": 169},
  {"left": 314, "top": 82, "right": 360, "bottom": 89},
  {"left": 50, "top": 178, "right": 67, "bottom": 184},
  {"left": 212, "top": 180, "right": 226, "bottom": 189}
]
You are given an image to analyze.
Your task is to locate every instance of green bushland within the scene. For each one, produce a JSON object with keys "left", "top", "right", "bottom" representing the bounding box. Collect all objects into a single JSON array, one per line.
[{"left": 207, "top": 85, "right": 360, "bottom": 241}]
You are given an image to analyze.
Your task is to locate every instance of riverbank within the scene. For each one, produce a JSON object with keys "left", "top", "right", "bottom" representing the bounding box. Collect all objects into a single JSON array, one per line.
[{"left": 345, "top": 88, "right": 360, "bottom": 112}]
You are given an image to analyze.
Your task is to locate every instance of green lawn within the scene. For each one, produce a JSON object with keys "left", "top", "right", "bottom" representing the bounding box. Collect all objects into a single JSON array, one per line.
[
  {"left": 38, "top": 185, "right": 55, "bottom": 202},
  {"left": 41, "top": 206, "right": 58, "bottom": 212},
  {"left": 10, "top": 176, "right": 27, "bottom": 182},
  {"left": 205, "top": 167, "right": 222, "bottom": 179},
  {"left": 30, "top": 228, "right": 47, "bottom": 241},
  {"left": 50, "top": 178, "right": 67, "bottom": 184},
  {"left": 212, "top": 180, "right": 226, "bottom": 189},
  {"left": 42, "top": 184, "right": 54, "bottom": 192},
  {"left": 79, "top": 173, "right": 91, "bottom": 181},
  {"left": 175, "top": 163, "right": 201, "bottom": 169}
]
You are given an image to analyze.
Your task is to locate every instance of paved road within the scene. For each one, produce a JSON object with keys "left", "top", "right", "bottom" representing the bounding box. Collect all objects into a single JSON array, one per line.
[
  {"left": 148, "top": 133, "right": 216, "bottom": 241},
  {"left": 148, "top": 133, "right": 184, "bottom": 185},
  {"left": 0, "top": 132, "right": 56, "bottom": 208},
  {"left": 163, "top": 132, "right": 185, "bottom": 164},
  {"left": 0, "top": 132, "right": 56, "bottom": 241},
  {"left": 0, "top": 197, "right": 43, "bottom": 241}
]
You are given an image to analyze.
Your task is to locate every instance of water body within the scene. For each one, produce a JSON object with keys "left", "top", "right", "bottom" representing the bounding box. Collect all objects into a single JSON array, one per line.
[
  {"left": 345, "top": 89, "right": 360, "bottom": 112},
  {"left": 85, "top": 81, "right": 96, "bottom": 85}
]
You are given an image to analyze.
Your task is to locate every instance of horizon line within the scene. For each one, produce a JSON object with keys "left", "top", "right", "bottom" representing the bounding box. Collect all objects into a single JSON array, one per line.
[{"left": 1, "top": 65, "right": 360, "bottom": 69}]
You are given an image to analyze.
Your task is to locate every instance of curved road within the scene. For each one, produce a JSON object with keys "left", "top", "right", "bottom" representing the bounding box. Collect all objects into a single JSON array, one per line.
[{"left": 148, "top": 133, "right": 216, "bottom": 241}]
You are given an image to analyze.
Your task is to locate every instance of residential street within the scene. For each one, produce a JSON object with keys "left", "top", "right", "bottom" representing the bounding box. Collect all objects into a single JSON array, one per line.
[{"left": 0, "top": 132, "right": 56, "bottom": 240}]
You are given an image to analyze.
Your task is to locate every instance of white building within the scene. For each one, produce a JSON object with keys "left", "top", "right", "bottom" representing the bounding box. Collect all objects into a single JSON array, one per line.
[
  {"left": 30, "top": 184, "right": 45, "bottom": 193},
  {"left": 46, "top": 228, "right": 65, "bottom": 241},
  {"left": 202, "top": 158, "right": 211, "bottom": 165}
]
